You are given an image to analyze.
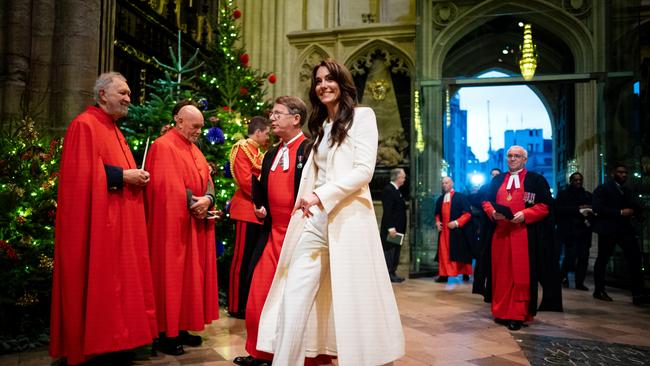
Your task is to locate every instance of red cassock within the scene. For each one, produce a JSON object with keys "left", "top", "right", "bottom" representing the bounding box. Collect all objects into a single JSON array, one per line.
[
  {"left": 245, "top": 136, "right": 303, "bottom": 361},
  {"left": 436, "top": 191, "right": 473, "bottom": 276},
  {"left": 50, "top": 106, "right": 157, "bottom": 365},
  {"left": 482, "top": 170, "right": 548, "bottom": 322},
  {"left": 144, "top": 128, "right": 219, "bottom": 337}
]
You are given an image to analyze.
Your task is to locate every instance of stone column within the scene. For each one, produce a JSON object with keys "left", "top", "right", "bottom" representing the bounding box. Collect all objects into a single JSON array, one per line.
[
  {"left": 575, "top": 80, "right": 599, "bottom": 192},
  {"left": 29, "top": 0, "right": 56, "bottom": 129},
  {"left": 0, "top": 0, "right": 33, "bottom": 127},
  {"left": 50, "top": 0, "right": 102, "bottom": 131}
]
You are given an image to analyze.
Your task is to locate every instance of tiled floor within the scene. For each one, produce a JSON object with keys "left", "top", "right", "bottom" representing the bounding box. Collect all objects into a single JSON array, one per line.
[{"left": 2, "top": 277, "right": 649, "bottom": 365}]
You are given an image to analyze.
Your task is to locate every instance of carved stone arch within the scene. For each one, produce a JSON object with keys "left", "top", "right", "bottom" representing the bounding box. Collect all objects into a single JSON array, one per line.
[
  {"left": 430, "top": 0, "right": 595, "bottom": 78},
  {"left": 295, "top": 45, "right": 331, "bottom": 83},
  {"left": 344, "top": 40, "right": 414, "bottom": 78}
]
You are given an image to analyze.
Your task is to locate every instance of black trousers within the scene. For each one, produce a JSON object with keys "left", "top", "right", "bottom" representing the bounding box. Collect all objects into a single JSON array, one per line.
[
  {"left": 594, "top": 232, "right": 645, "bottom": 296},
  {"left": 383, "top": 242, "right": 402, "bottom": 276},
  {"left": 560, "top": 231, "right": 592, "bottom": 286}
]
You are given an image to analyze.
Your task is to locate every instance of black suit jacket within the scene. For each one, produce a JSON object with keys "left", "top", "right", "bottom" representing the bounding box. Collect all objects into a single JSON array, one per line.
[
  {"left": 592, "top": 179, "right": 641, "bottom": 235},
  {"left": 555, "top": 186, "right": 593, "bottom": 238},
  {"left": 380, "top": 183, "right": 407, "bottom": 246}
]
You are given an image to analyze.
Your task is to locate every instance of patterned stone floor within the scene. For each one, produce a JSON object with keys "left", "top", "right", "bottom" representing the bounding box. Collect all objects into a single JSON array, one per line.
[{"left": 2, "top": 276, "right": 650, "bottom": 365}]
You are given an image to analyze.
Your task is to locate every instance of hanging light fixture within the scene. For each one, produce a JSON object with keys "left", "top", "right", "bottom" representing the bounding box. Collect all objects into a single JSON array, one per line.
[{"left": 519, "top": 23, "right": 537, "bottom": 80}]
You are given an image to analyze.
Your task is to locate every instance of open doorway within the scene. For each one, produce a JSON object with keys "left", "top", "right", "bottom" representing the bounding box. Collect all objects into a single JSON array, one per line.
[{"left": 443, "top": 70, "right": 554, "bottom": 194}]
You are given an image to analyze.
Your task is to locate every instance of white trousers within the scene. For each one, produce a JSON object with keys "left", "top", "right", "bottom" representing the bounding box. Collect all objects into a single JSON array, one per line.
[{"left": 273, "top": 207, "right": 330, "bottom": 366}]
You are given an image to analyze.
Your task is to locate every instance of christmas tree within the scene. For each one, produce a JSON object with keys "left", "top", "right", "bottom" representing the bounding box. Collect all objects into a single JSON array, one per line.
[
  {"left": 123, "top": 0, "right": 275, "bottom": 302},
  {"left": 0, "top": 118, "right": 61, "bottom": 352}
]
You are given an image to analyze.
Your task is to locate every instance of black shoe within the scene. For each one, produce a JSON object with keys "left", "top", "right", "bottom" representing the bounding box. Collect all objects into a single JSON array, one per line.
[
  {"left": 507, "top": 320, "right": 522, "bottom": 331},
  {"left": 494, "top": 318, "right": 508, "bottom": 326},
  {"left": 390, "top": 275, "right": 405, "bottom": 283},
  {"left": 632, "top": 294, "right": 650, "bottom": 306},
  {"left": 435, "top": 276, "right": 448, "bottom": 283},
  {"left": 233, "top": 355, "right": 271, "bottom": 366},
  {"left": 562, "top": 278, "right": 569, "bottom": 288},
  {"left": 462, "top": 275, "right": 470, "bottom": 282},
  {"left": 593, "top": 290, "right": 613, "bottom": 302},
  {"left": 157, "top": 335, "right": 184, "bottom": 356},
  {"left": 179, "top": 330, "right": 202, "bottom": 347},
  {"left": 575, "top": 284, "right": 589, "bottom": 291}
]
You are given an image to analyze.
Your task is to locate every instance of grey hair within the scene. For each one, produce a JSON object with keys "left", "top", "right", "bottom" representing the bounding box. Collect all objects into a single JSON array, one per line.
[
  {"left": 93, "top": 72, "right": 126, "bottom": 102},
  {"left": 507, "top": 145, "right": 528, "bottom": 158},
  {"left": 390, "top": 168, "right": 405, "bottom": 182}
]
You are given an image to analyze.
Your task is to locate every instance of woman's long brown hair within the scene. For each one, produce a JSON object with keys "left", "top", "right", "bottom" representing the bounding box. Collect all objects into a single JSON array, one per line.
[{"left": 308, "top": 59, "right": 358, "bottom": 151}]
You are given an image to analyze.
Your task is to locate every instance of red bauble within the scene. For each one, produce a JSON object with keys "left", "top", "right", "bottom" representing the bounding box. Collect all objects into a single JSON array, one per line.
[
  {"left": 240, "top": 87, "right": 249, "bottom": 95},
  {"left": 268, "top": 74, "right": 277, "bottom": 84},
  {"left": 223, "top": 106, "right": 231, "bottom": 111},
  {"left": 233, "top": 9, "right": 242, "bottom": 19},
  {"left": 240, "top": 53, "right": 249, "bottom": 65}
]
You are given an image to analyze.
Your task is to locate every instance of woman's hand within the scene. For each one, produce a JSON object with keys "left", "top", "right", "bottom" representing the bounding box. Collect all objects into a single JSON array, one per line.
[{"left": 294, "top": 192, "right": 322, "bottom": 218}]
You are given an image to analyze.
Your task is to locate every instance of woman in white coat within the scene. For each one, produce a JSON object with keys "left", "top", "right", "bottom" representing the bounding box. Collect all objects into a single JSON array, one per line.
[{"left": 256, "top": 59, "right": 405, "bottom": 366}]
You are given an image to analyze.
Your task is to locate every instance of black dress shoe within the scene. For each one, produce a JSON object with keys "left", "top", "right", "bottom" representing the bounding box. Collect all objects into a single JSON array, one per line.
[
  {"left": 390, "top": 275, "right": 405, "bottom": 283},
  {"left": 233, "top": 355, "right": 271, "bottom": 366},
  {"left": 228, "top": 310, "right": 246, "bottom": 319},
  {"left": 593, "top": 290, "right": 613, "bottom": 302},
  {"left": 435, "top": 276, "right": 448, "bottom": 283},
  {"left": 494, "top": 318, "right": 508, "bottom": 326},
  {"left": 507, "top": 320, "right": 522, "bottom": 331},
  {"left": 157, "top": 336, "right": 184, "bottom": 355},
  {"left": 179, "top": 330, "right": 203, "bottom": 347},
  {"left": 462, "top": 275, "right": 470, "bottom": 281},
  {"left": 575, "top": 284, "right": 589, "bottom": 291}
]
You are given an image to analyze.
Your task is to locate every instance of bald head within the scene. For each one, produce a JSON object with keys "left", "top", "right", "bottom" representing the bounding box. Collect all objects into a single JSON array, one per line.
[
  {"left": 174, "top": 105, "right": 205, "bottom": 143},
  {"left": 441, "top": 176, "right": 454, "bottom": 193}
]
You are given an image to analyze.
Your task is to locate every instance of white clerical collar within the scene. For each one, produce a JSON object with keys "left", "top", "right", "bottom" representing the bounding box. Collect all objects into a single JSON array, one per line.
[
  {"left": 271, "top": 132, "right": 303, "bottom": 172},
  {"left": 391, "top": 182, "right": 399, "bottom": 190},
  {"left": 443, "top": 189, "right": 454, "bottom": 202},
  {"left": 506, "top": 169, "right": 523, "bottom": 190}
]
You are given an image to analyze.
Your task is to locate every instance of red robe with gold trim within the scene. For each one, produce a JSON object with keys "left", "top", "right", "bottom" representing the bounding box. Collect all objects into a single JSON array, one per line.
[
  {"left": 145, "top": 128, "right": 219, "bottom": 337},
  {"left": 50, "top": 106, "right": 157, "bottom": 364},
  {"left": 228, "top": 138, "right": 263, "bottom": 314}
]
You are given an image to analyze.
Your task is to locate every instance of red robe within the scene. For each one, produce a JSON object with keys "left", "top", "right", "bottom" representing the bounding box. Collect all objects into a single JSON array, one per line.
[
  {"left": 245, "top": 136, "right": 304, "bottom": 361},
  {"left": 482, "top": 170, "right": 549, "bottom": 321},
  {"left": 145, "top": 128, "right": 219, "bottom": 337},
  {"left": 436, "top": 190, "right": 473, "bottom": 276},
  {"left": 229, "top": 139, "right": 263, "bottom": 314},
  {"left": 50, "top": 106, "right": 157, "bottom": 365}
]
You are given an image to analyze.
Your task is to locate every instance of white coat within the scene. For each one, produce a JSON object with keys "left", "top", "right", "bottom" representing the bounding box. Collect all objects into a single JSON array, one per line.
[{"left": 257, "top": 107, "right": 405, "bottom": 365}]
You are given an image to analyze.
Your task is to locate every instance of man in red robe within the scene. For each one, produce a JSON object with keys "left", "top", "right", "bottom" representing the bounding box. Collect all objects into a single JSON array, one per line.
[
  {"left": 481, "top": 145, "right": 562, "bottom": 331},
  {"left": 145, "top": 100, "right": 219, "bottom": 355},
  {"left": 50, "top": 72, "right": 157, "bottom": 365},
  {"left": 228, "top": 116, "right": 270, "bottom": 318},
  {"left": 234, "top": 96, "right": 329, "bottom": 366},
  {"left": 434, "top": 176, "right": 473, "bottom": 283}
]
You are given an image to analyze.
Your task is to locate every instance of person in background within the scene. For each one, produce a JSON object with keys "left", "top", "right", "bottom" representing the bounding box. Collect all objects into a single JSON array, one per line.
[
  {"left": 556, "top": 172, "right": 593, "bottom": 291},
  {"left": 50, "top": 72, "right": 157, "bottom": 365},
  {"left": 592, "top": 163, "right": 649, "bottom": 305},
  {"left": 380, "top": 167, "right": 407, "bottom": 283},
  {"left": 144, "top": 100, "right": 219, "bottom": 355},
  {"left": 228, "top": 116, "right": 270, "bottom": 318},
  {"left": 434, "top": 176, "right": 474, "bottom": 283}
]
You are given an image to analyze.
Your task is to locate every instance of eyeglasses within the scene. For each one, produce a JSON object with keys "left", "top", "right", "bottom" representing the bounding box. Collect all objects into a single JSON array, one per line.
[
  {"left": 507, "top": 154, "right": 525, "bottom": 159},
  {"left": 269, "top": 111, "right": 294, "bottom": 119}
]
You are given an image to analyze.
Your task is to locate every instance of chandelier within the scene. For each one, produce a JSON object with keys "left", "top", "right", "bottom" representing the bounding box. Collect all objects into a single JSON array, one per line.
[{"left": 518, "top": 24, "right": 538, "bottom": 81}]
